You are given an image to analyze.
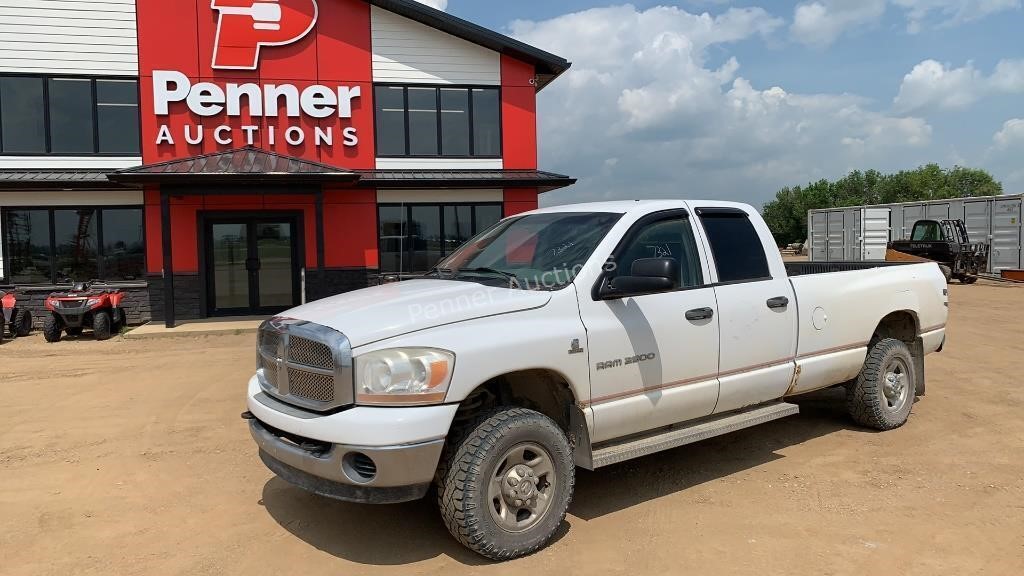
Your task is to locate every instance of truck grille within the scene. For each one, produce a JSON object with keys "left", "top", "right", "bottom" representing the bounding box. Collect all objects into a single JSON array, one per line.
[
  {"left": 257, "top": 319, "right": 353, "bottom": 412},
  {"left": 287, "top": 336, "right": 334, "bottom": 370},
  {"left": 287, "top": 368, "right": 335, "bottom": 403}
]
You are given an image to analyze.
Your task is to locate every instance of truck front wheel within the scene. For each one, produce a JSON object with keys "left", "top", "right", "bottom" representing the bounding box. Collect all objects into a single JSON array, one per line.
[
  {"left": 847, "top": 338, "right": 917, "bottom": 431},
  {"left": 438, "top": 407, "right": 575, "bottom": 561}
]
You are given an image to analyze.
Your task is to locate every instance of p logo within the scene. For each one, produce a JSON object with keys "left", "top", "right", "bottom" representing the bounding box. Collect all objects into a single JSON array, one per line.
[{"left": 211, "top": 0, "right": 318, "bottom": 70}]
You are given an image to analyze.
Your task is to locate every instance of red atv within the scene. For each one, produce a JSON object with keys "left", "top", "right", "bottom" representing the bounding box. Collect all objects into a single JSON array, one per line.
[
  {"left": 1, "top": 289, "right": 33, "bottom": 343},
  {"left": 43, "top": 283, "right": 126, "bottom": 342}
]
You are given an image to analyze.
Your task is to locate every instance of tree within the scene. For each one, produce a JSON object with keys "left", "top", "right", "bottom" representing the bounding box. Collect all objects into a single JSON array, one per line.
[{"left": 762, "top": 165, "right": 1003, "bottom": 246}]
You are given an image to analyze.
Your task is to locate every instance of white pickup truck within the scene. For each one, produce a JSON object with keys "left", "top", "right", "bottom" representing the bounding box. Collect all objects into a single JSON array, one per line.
[{"left": 244, "top": 200, "right": 948, "bottom": 560}]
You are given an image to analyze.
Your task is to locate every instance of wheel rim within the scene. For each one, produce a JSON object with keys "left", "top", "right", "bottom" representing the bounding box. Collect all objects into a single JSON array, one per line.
[
  {"left": 882, "top": 357, "right": 911, "bottom": 412},
  {"left": 486, "top": 442, "right": 557, "bottom": 533}
]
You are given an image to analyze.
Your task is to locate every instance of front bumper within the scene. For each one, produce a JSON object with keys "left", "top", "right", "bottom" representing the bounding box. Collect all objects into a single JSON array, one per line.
[
  {"left": 246, "top": 376, "right": 457, "bottom": 504},
  {"left": 249, "top": 418, "right": 444, "bottom": 504}
]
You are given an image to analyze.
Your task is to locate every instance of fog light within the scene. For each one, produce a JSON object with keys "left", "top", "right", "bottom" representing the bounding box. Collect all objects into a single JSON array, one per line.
[{"left": 342, "top": 452, "right": 377, "bottom": 483}]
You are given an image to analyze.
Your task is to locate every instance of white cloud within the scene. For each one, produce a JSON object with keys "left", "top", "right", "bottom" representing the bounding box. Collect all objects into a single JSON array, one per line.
[
  {"left": 790, "top": 0, "right": 886, "bottom": 48},
  {"left": 893, "top": 58, "right": 1024, "bottom": 112},
  {"left": 892, "top": 0, "right": 1021, "bottom": 32},
  {"left": 510, "top": 5, "right": 933, "bottom": 206},
  {"left": 989, "top": 119, "right": 1024, "bottom": 190},
  {"left": 993, "top": 118, "right": 1024, "bottom": 149},
  {"left": 790, "top": 0, "right": 1020, "bottom": 46},
  {"left": 412, "top": 0, "right": 447, "bottom": 11}
]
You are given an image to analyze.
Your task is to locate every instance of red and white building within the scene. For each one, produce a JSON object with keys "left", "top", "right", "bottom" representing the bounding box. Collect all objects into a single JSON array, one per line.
[{"left": 0, "top": 0, "right": 572, "bottom": 325}]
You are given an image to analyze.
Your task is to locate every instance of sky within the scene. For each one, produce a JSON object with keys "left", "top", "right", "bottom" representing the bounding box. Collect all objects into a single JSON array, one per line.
[{"left": 413, "top": 0, "right": 1024, "bottom": 208}]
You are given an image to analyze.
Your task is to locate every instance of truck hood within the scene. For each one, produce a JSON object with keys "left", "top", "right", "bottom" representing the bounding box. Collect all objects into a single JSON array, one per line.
[{"left": 283, "top": 279, "right": 552, "bottom": 347}]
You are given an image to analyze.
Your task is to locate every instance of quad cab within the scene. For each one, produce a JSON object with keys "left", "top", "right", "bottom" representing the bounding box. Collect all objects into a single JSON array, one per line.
[
  {"left": 889, "top": 219, "right": 989, "bottom": 284},
  {"left": 43, "top": 283, "right": 126, "bottom": 342},
  {"left": 244, "top": 200, "right": 948, "bottom": 560},
  {"left": 1, "top": 289, "right": 33, "bottom": 342}
]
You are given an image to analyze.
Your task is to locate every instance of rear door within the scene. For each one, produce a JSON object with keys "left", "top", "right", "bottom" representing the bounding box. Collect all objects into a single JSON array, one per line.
[
  {"left": 693, "top": 208, "right": 798, "bottom": 414},
  {"left": 578, "top": 210, "right": 720, "bottom": 443},
  {"left": 992, "top": 198, "right": 1022, "bottom": 272},
  {"left": 861, "top": 208, "right": 891, "bottom": 261}
]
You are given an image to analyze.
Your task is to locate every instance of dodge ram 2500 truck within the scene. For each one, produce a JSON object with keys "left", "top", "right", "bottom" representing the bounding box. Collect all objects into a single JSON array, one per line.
[{"left": 244, "top": 200, "right": 948, "bottom": 560}]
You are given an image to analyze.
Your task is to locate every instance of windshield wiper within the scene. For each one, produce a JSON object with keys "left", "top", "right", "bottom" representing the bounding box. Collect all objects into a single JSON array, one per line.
[{"left": 456, "top": 267, "right": 522, "bottom": 288}]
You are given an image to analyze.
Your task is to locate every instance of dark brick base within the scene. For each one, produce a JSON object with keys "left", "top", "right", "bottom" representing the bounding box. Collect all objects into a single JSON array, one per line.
[
  {"left": 144, "top": 269, "right": 373, "bottom": 323},
  {"left": 11, "top": 284, "right": 152, "bottom": 328},
  {"left": 148, "top": 275, "right": 202, "bottom": 322},
  {"left": 306, "top": 268, "right": 374, "bottom": 302}
]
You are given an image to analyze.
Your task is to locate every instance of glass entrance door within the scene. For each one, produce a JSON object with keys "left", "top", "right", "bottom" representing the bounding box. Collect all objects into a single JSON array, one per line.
[
  {"left": 210, "top": 223, "right": 251, "bottom": 312},
  {"left": 206, "top": 217, "right": 301, "bottom": 316}
]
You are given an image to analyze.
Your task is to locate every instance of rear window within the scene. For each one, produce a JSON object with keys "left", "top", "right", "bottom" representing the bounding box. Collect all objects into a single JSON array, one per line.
[{"left": 698, "top": 210, "right": 771, "bottom": 283}]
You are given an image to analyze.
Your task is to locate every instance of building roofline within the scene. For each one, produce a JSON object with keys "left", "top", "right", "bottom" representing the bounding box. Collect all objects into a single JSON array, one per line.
[{"left": 369, "top": 0, "right": 571, "bottom": 90}]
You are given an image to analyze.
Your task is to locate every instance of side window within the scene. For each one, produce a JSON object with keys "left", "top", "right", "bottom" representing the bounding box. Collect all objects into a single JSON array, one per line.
[
  {"left": 698, "top": 211, "right": 771, "bottom": 283},
  {"left": 614, "top": 217, "right": 703, "bottom": 289}
]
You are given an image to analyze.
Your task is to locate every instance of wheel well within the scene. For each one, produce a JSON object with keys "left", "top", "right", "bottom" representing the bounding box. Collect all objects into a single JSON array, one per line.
[
  {"left": 872, "top": 311, "right": 918, "bottom": 345},
  {"left": 453, "top": 370, "right": 577, "bottom": 432}
]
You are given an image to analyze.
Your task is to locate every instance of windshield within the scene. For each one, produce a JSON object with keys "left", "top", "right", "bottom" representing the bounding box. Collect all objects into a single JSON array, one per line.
[
  {"left": 911, "top": 221, "right": 944, "bottom": 241},
  {"left": 431, "top": 212, "right": 623, "bottom": 290}
]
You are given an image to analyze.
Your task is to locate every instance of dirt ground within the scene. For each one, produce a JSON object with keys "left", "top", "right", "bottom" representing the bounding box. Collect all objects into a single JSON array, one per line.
[{"left": 2, "top": 282, "right": 1023, "bottom": 576}]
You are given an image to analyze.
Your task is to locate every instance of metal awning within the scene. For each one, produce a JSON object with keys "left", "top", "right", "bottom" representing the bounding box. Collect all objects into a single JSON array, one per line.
[
  {"left": 107, "top": 147, "right": 576, "bottom": 192},
  {"left": 355, "top": 169, "right": 576, "bottom": 192},
  {"left": 108, "top": 147, "right": 361, "bottom": 185},
  {"left": 0, "top": 168, "right": 137, "bottom": 190}
]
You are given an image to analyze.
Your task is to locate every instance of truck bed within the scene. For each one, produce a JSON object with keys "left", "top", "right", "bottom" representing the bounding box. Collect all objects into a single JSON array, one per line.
[{"left": 785, "top": 261, "right": 917, "bottom": 276}]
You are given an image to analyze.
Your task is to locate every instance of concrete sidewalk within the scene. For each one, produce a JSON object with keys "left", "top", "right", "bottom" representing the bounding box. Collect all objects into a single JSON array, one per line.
[{"left": 124, "top": 317, "right": 266, "bottom": 339}]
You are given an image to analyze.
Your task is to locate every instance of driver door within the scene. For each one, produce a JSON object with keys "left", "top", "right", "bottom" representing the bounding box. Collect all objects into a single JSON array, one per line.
[{"left": 577, "top": 211, "right": 720, "bottom": 444}]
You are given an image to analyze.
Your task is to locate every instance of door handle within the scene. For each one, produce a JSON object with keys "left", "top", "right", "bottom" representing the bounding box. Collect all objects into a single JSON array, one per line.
[
  {"left": 767, "top": 296, "right": 790, "bottom": 309},
  {"left": 685, "top": 307, "right": 715, "bottom": 321}
]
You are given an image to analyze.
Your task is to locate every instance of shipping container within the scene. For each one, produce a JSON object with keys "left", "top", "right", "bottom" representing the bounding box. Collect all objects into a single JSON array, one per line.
[{"left": 807, "top": 194, "right": 1024, "bottom": 273}]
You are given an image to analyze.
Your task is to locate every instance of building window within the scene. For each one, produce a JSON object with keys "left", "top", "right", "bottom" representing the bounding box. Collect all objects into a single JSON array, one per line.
[
  {"left": 379, "top": 203, "right": 503, "bottom": 274},
  {"left": 3, "top": 207, "right": 144, "bottom": 284},
  {"left": 0, "top": 74, "right": 140, "bottom": 156},
  {"left": 0, "top": 77, "right": 46, "bottom": 154},
  {"left": 374, "top": 85, "right": 501, "bottom": 158}
]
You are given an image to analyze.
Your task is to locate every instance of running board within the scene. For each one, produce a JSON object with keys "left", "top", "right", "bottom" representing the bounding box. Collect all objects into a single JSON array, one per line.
[{"left": 590, "top": 402, "right": 800, "bottom": 469}]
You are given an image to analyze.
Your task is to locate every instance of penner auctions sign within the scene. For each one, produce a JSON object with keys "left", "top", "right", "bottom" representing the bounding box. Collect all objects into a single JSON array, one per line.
[
  {"left": 151, "top": 0, "right": 360, "bottom": 150},
  {"left": 151, "top": 71, "right": 361, "bottom": 148}
]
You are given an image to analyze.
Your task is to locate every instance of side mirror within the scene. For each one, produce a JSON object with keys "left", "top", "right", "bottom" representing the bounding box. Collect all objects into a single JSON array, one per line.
[{"left": 598, "top": 258, "right": 679, "bottom": 300}]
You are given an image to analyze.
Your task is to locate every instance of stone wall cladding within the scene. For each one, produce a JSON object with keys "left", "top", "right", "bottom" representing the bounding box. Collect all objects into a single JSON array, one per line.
[
  {"left": 147, "top": 275, "right": 202, "bottom": 322},
  {"left": 306, "top": 269, "right": 373, "bottom": 302}
]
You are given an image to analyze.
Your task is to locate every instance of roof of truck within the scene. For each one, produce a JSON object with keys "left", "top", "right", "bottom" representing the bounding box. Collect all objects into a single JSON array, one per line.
[{"left": 528, "top": 199, "right": 754, "bottom": 216}]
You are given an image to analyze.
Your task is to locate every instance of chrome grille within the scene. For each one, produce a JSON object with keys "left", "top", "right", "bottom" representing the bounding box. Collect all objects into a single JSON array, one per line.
[
  {"left": 256, "top": 318, "right": 353, "bottom": 412},
  {"left": 288, "top": 336, "right": 333, "bottom": 369},
  {"left": 287, "top": 368, "right": 335, "bottom": 403},
  {"left": 259, "top": 356, "right": 280, "bottom": 391},
  {"left": 260, "top": 330, "right": 282, "bottom": 357}
]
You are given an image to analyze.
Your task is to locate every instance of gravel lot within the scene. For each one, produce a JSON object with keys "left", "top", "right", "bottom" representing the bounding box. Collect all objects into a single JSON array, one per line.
[{"left": 2, "top": 282, "right": 1023, "bottom": 576}]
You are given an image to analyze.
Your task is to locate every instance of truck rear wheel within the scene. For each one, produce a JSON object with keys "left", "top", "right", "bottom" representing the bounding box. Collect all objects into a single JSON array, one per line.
[
  {"left": 847, "top": 338, "right": 917, "bottom": 431},
  {"left": 43, "top": 314, "right": 63, "bottom": 343},
  {"left": 438, "top": 407, "right": 574, "bottom": 561},
  {"left": 93, "top": 311, "right": 113, "bottom": 341}
]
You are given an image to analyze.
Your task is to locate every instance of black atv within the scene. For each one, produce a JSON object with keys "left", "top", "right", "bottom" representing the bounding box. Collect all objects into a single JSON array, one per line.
[
  {"left": 889, "top": 219, "right": 989, "bottom": 284},
  {"left": 1, "top": 288, "right": 33, "bottom": 343}
]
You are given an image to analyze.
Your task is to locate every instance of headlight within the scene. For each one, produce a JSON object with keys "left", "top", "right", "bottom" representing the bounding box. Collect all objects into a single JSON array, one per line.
[
  {"left": 87, "top": 298, "right": 102, "bottom": 308},
  {"left": 354, "top": 348, "right": 454, "bottom": 406}
]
